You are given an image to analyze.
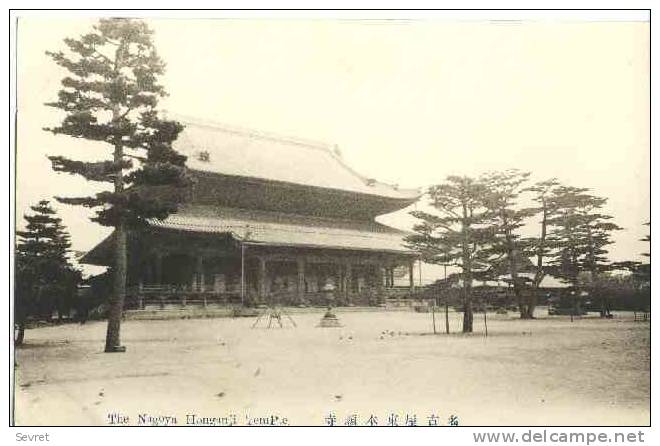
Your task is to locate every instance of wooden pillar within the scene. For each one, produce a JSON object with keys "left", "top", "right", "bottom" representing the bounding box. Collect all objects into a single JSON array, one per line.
[
  {"left": 357, "top": 267, "right": 363, "bottom": 293},
  {"left": 156, "top": 253, "right": 164, "bottom": 308},
  {"left": 144, "top": 260, "right": 153, "bottom": 285},
  {"left": 196, "top": 255, "right": 205, "bottom": 292},
  {"left": 376, "top": 264, "right": 385, "bottom": 303},
  {"left": 154, "top": 251, "right": 163, "bottom": 285},
  {"left": 240, "top": 243, "right": 246, "bottom": 306},
  {"left": 343, "top": 262, "right": 352, "bottom": 305},
  {"left": 297, "top": 257, "right": 306, "bottom": 304},
  {"left": 147, "top": 262, "right": 153, "bottom": 285},
  {"left": 138, "top": 281, "right": 144, "bottom": 310},
  {"left": 258, "top": 256, "right": 267, "bottom": 302},
  {"left": 138, "top": 258, "right": 147, "bottom": 288}
]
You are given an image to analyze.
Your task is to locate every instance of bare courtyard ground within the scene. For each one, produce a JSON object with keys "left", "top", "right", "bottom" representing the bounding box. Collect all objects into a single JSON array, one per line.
[{"left": 13, "top": 308, "right": 650, "bottom": 426}]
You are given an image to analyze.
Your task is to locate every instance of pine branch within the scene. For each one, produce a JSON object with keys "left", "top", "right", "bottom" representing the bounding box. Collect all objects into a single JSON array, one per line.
[
  {"left": 54, "top": 195, "right": 106, "bottom": 208},
  {"left": 48, "top": 156, "right": 132, "bottom": 183}
]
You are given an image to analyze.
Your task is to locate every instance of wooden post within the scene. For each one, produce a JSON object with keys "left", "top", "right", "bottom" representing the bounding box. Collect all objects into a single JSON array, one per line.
[
  {"left": 297, "top": 257, "right": 305, "bottom": 304},
  {"left": 409, "top": 260, "right": 415, "bottom": 294},
  {"left": 356, "top": 268, "right": 363, "bottom": 294},
  {"left": 375, "top": 264, "right": 385, "bottom": 304},
  {"left": 259, "top": 256, "right": 267, "bottom": 303},
  {"left": 444, "top": 295, "right": 450, "bottom": 334},
  {"left": 432, "top": 302, "right": 437, "bottom": 334},
  {"left": 196, "top": 255, "right": 205, "bottom": 292},
  {"left": 142, "top": 260, "right": 151, "bottom": 285},
  {"left": 137, "top": 281, "right": 144, "bottom": 310},
  {"left": 154, "top": 251, "right": 163, "bottom": 285},
  {"left": 335, "top": 263, "right": 343, "bottom": 304},
  {"left": 240, "top": 243, "right": 246, "bottom": 306},
  {"left": 190, "top": 272, "right": 196, "bottom": 292},
  {"left": 484, "top": 303, "right": 488, "bottom": 337},
  {"left": 343, "top": 262, "right": 351, "bottom": 305},
  {"left": 570, "top": 292, "right": 576, "bottom": 323}
]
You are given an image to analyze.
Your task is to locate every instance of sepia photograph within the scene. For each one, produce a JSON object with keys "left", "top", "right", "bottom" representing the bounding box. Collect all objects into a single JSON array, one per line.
[{"left": 9, "top": 9, "right": 651, "bottom": 430}]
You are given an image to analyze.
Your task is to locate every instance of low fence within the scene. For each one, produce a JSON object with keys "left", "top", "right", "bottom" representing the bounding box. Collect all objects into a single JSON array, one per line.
[
  {"left": 125, "top": 285, "right": 421, "bottom": 310},
  {"left": 125, "top": 285, "right": 243, "bottom": 310},
  {"left": 633, "top": 310, "right": 650, "bottom": 322}
]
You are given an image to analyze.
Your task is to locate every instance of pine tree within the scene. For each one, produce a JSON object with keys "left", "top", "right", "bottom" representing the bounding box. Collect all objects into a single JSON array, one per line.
[
  {"left": 546, "top": 186, "right": 621, "bottom": 317},
  {"left": 44, "top": 19, "right": 190, "bottom": 352},
  {"left": 480, "top": 169, "right": 537, "bottom": 319},
  {"left": 406, "top": 176, "right": 492, "bottom": 333},
  {"left": 525, "top": 178, "right": 561, "bottom": 317},
  {"left": 15, "top": 200, "right": 81, "bottom": 345}
]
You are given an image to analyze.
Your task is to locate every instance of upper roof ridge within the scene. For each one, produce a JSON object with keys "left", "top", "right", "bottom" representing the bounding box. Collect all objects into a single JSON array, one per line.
[
  {"left": 168, "top": 112, "right": 421, "bottom": 199},
  {"left": 171, "top": 113, "right": 335, "bottom": 153}
]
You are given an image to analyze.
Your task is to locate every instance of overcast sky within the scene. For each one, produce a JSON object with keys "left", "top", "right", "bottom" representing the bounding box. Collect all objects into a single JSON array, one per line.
[{"left": 15, "top": 15, "right": 650, "bottom": 280}]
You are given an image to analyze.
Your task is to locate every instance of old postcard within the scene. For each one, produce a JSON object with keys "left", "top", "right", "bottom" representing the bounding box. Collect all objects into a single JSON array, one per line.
[{"left": 10, "top": 9, "right": 651, "bottom": 433}]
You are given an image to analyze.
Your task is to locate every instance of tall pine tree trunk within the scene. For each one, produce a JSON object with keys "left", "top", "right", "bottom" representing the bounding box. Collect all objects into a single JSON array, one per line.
[
  {"left": 462, "top": 279, "right": 473, "bottom": 332},
  {"left": 461, "top": 204, "right": 473, "bottom": 333},
  {"left": 526, "top": 289, "right": 537, "bottom": 319},
  {"left": 504, "top": 222, "right": 526, "bottom": 319},
  {"left": 530, "top": 203, "right": 548, "bottom": 319},
  {"left": 105, "top": 96, "right": 127, "bottom": 352},
  {"left": 585, "top": 224, "right": 609, "bottom": 318},
  {"left": 105, "top": 224, "right": 127, "bottom": 352}
]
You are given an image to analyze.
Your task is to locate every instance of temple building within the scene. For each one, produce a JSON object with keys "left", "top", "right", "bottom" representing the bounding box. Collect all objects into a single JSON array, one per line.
[{"left": 82, "top": 119, "right": 421, "bottom": 308}]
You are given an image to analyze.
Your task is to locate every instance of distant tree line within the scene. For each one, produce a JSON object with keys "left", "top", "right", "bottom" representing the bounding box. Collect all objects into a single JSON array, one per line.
[{"left": 406, "top": 170, "right": 649, "bottom": 333}]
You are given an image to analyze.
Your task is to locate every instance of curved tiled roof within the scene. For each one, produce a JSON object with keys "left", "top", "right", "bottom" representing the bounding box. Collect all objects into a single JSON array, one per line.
[
  {"left": 81, "top": 205, "right": 417, "bottom": 266},
  {"left": 172, "top": 116, "right": 420, "bottom": 200},
  {"left": 148, "top": 205, "right": 416, "bottom": 254}
]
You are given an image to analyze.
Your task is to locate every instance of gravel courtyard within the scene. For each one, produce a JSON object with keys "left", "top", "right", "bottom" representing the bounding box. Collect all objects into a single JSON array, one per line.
[{"left": 13, "top": 308, "right": 650, "bottom": 426}]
